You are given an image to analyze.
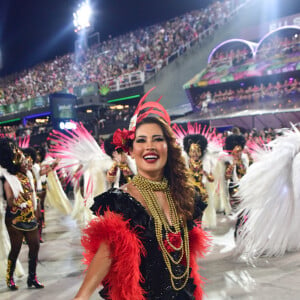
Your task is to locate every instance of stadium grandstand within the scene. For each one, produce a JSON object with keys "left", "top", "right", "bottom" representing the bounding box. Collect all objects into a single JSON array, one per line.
[
  {"left": 180, "top": 25, "right": 300, "bottom": 130},
  {"left": 0, "top": 0, "right": 299, "bottom": 144}
]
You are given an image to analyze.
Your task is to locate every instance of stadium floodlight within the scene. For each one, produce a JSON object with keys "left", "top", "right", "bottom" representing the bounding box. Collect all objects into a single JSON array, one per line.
[{"left": 73, "top": 0, "right": 92, "bottom": 33}]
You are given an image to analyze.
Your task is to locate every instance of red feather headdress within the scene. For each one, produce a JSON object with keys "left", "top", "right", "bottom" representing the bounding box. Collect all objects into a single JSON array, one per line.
[{"left": 112, "top": 87, "right": 170, "bottom": 153}]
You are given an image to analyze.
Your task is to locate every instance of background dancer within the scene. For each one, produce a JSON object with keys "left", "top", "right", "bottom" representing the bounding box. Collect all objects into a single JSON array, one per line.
[
  {"left": 183, "top": 134, "right": 219, "bottom": 228},
  {"left": 104, "top": 134, "right": 136, "bottom": 188},
  {"left": 223, "top": 134, "right": 249, "bottom": 211},
  {"left": 0, "top": 139, "right": 44, "bottom": 290},
  {"left": 172, "top": 123, "right": 224, "bottom": 229}
]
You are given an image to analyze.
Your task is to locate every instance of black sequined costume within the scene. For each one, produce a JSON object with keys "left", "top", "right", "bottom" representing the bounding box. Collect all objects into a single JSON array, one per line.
[{"left": 87, "top": 188, "right": 208, "bottom": 300}]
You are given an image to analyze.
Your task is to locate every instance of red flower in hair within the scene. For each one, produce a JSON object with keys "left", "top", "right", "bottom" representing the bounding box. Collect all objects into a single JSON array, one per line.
[{"left": 112, "top": 128, "right": 135, "bottom": 154}]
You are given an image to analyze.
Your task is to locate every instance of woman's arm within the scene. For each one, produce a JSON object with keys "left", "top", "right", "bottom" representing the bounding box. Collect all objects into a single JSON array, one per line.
[
  {"left": 39, "top": 158, "right": 61, "bottom": 176},
  {"left": 39, "top": 164, "right": 52, "bottom": 176},
  {"left": 73, "top": 241, "right": 112, "bottom": 300}
]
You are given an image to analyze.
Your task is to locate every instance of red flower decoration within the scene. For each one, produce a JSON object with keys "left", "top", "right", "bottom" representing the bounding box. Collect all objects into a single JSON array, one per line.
[
  {"left": 163, "top": 232, "right": 182, "bottom": 253},
  {"left": 112, "top": 128, "right": 135, "bottom": 154}
]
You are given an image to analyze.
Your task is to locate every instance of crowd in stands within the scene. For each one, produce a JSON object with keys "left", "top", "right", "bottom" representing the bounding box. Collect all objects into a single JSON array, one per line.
[
  {"left": 0, "top": 0, "right": 234, "bottom": 107},
  {"left": 0, "top": 120, "right": 51, "bottom": 139},
  {"left": 190, "top": 29, "right": 300, "bottom": 116},
  {"left": 209, "top": 33, "right": 300, "bottom": 69},
  {"left": 209, "top": 46, "right": 252, "bottom": 67},
  {"left": 223, "top": 126, "right": 282, "bottom": 144},
  {"left": 0, "top": 104, "right": 137, "bottom": 140},
  {"left": 82, "top": 105, "right": 137, "bottom": 135},
  {"left": 256, "top": 34, "right": 300, "bottom": 59},
  {"left": 195, "top": 77, "right": 300, "bottom": 116}
]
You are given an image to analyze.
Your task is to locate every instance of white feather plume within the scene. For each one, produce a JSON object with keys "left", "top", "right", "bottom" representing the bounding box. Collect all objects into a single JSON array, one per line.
[
  {"left": 235, "top": 126, "right": 300, "bottom": 260},
  {"left": 49, "top": 122, "right": 113, "bottom": 201}
]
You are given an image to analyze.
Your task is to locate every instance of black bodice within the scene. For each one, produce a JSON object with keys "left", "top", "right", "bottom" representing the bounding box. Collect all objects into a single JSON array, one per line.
[{"left": 91, "top": 188, "right": 206, "bottom": 300}]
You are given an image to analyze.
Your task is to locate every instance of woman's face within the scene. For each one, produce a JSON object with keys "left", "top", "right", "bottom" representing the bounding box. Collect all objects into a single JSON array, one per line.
[
  {"left": 130, "top": 123, "right": 168, "bottom": 180},
  {"left": 36, "top": 153, "right": 41, "bottom": 163},
  {"left": 189, "top": 144, "right": 202, "bottom": 162},
  {"left": 232, "top": 145, "right": 242, "bottom": 160},
  {"left": 19, "top": 154, "right": 28, "bottom": 173},
  {"left": 26, "top": 156, "right": 33, "bottom": 170}
]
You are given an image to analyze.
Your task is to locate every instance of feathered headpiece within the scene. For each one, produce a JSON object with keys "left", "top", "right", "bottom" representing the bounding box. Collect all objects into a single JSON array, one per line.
[
  {"left": 0, "top": 138, "right": 23, "bottom": 175},
  {"left": 112, "top": 87, "right": 170, "bottom": 153},
  {"left": 224, "top": 134, "right": 246, "bottom": 152},
  {"left": 18, "top": 136, "right": 30, "bottom": 149},
  {"left": 172, "top": 122, "right": 224, "bottom": 153},
  {"left": 183, "top": 134, "right": 208, "bottom": 157}
]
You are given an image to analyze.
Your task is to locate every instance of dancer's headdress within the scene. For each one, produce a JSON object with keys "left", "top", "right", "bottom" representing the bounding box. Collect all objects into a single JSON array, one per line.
[
  {"left": 224, "top": 134, "right": 246, "bottom": 152},
  {"left": 0, "top": 139, "right": 23, "bottom": 174},
  {"left": 112, "top": 87, "right": 170, "bottom": 153},
  {"left": 18, "top": 136, "right": 30, "bottom": 149},
  {"left": 0, "top": 139, "right": 24, "bottom": 196},
  {"left": 172, "top": 122, "right": 224, "bottom": 154},
  {"left": 183, "top": 134, "right": 208, "bottom": 158},
  {"left": 22, "top": 147, "right": 37, "bottom": 164}
]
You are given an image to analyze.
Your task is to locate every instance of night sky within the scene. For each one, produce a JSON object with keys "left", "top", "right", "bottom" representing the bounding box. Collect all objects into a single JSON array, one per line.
[{"left": 0, "top": 0, "right": 300, "bottom": 77}]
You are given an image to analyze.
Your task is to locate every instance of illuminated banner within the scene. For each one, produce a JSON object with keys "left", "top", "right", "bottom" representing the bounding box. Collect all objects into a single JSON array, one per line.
[
  {"left": 0, "top": 105, "right": 6, "bottom": 116},
  {"left": 6, "top": 103, "right": 17, "bottom": 114},
  {"left": 73, "top": 82, "right": 99, "bottom": 97},
  {"left": 16, "top": 100, "right": 32, "bottom": 112},
  {"left": 49, "top": 93, "right": 77, "bottom": 130},
  {"left": 31, "top": 95, "right": 49, "bottom": 108}
]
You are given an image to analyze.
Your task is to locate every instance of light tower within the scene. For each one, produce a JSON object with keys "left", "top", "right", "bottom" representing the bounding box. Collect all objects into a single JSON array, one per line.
[
  {"left": 73, "top": 0, "right": 99, "bottom": 62},
  {"left": 73, "top": 0, "right": 92, "bottom": 33}
]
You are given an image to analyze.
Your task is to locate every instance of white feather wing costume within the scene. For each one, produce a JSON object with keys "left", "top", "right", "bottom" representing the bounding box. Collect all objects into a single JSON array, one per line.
[
  {"left": 49, "top": 122, "right": 113, "bottom": 226},
  {"left": 213, "top": 152, "right": 231, "bottom": 215},
  {"left": 37, "top": 155, "right": 72, "bottom": 216},
  {"left": 235, "top": 126, "right": 300, "bottom": 259}
]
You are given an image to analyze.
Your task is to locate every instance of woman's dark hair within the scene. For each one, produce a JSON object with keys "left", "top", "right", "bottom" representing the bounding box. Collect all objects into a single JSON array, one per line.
[
  {"left": 104, "top": 135, "right": 123, "bottom": 158},
  {"left": 183, "top": 134, "right": 208, "bottom": 158},
  {"left": 225, "top": 134, "right": 246, "bottom": 151},
  {"left": 35, "top": 145, "right": 46, "bottom": 162},
  {"left": 22, "top": 147, "right": 37, "bottom": 163},
  {"left": 0, "top": 139, "right": 21, "bottom": 175},
  {"left": 129, "top": 116, "right": 195, "bottom": 221}
]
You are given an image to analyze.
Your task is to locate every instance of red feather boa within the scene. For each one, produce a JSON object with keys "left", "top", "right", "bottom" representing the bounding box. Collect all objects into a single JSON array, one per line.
[
  {"left": 189, "top": 222, "right": 211, "bottom": 299},
  {"left": 81, "top": 211, "right": 146, "bottom": 300},
  {"left": 81, "top": 213, "right": 210, "bottom": 300}
]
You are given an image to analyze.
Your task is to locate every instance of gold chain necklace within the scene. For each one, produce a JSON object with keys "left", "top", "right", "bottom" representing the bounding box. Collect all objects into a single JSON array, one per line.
[{"left": 132, "top": 174, "right": 190, "bottom": 291}]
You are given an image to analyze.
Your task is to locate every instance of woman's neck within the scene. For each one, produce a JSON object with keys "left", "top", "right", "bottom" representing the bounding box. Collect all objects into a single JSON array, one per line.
[{"left": 137, "top": 171, "right": 164, "bottom": 182}]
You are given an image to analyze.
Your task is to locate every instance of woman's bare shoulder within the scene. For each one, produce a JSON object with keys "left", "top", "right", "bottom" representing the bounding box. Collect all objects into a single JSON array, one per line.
[{"left": 120, "top": 182, "right": 146, "bottom": 208}]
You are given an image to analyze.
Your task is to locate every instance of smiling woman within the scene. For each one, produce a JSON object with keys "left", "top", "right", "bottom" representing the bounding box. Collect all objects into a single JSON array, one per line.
[
  {"left": 73, "top": 90, "right": 209, "bottom": 300},
  {"left": 130, "top": 121, "right": 168, "bottom": 181}
]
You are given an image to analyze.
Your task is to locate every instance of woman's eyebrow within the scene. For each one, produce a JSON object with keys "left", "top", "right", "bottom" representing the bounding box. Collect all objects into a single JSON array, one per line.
[
  {"left": 136, "top": 134, "right": 163, "bottom": 138},
  {"left": 152, "top": 134, "right": 164, "bottom": 138}
]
